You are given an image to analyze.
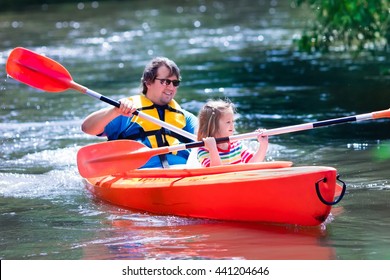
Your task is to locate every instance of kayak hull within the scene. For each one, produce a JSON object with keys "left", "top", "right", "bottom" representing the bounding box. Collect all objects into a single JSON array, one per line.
[{"left": 84, "top": 162, "right": 341, "bottom": 226}]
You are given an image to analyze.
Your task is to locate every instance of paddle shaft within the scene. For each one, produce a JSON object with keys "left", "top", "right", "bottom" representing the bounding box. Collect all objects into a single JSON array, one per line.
[
  {"left": 164, "top": 108, "right": 390, "bottom": 155},
  {"left": 69, "top": 81, "right": 197, "bottom": 141},
  {"left": 77, "top": 104, "right": 390, "bottom": 176},
  {"left": 86, "top": 107, "right": 390, "bottom": 171}
]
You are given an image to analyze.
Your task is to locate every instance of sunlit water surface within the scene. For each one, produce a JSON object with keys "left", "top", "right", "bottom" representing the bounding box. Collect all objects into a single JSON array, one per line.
[{"left": 1, "top": 0, "right": 390, "bottom": 260}]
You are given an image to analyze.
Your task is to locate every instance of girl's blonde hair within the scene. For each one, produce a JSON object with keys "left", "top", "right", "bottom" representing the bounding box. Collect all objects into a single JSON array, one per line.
[{"left": 197, "top": 99, "right": 235, "bottom": 141}]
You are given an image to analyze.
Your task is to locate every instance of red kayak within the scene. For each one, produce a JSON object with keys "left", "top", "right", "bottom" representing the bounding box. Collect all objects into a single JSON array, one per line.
[{"left": 83, "top": 162, "right": 345, "bottom": 226}]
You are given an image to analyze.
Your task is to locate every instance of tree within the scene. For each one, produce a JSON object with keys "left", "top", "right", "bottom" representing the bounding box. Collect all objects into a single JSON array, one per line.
[{"left": 294, "top": 0, "right": 390, "bottom": 52}]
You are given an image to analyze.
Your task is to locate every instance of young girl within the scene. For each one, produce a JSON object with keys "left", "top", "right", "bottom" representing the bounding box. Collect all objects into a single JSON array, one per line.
[{"left": 197, "top": 99, "right": 269, "bottom": 167}]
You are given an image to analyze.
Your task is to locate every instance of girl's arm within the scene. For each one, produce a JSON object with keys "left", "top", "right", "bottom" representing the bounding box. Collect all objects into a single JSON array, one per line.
[
  {"left": 248, "top": 131, "right": 269, "bottom": 163},
  {"left": 203, "top": 137, "right": 222, "bottom": 166}
]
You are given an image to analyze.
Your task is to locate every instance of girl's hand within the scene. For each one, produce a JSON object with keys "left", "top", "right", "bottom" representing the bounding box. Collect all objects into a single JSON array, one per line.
[
  {"left": 248, "top": 129, "right": 269, "bottom": 163},
  {"left": 203, "top": 137, "right": 222, "bottom": 166},
  {"left": 256, "top": 129, "right": 268, "bottom": 143},
  {"left": 203, "top": 137, "right": 217, "bottom": 151}
]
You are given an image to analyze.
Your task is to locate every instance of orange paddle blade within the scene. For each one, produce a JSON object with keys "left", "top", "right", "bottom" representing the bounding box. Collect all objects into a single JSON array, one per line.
[
  {"left": 77, "top": 140, "right": 170, "bottom": 177},
  {"left": 6, "top": 47, "right": 72, "bottom": 92}
]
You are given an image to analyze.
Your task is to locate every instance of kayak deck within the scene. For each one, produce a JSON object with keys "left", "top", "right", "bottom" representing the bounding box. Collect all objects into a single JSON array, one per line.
[{"left": 122, "top": 161, "right": 293, "bottom": 178}]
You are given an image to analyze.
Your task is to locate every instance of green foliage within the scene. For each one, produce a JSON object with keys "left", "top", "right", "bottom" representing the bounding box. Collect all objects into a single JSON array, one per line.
[{"left": 294, "top": 0, "right": 390, "bottom": 52}]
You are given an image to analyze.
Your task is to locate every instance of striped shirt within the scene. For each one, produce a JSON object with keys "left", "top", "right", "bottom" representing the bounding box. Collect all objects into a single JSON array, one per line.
[{"left": 197, "top": 141, "right": 254, "bottom": 167}]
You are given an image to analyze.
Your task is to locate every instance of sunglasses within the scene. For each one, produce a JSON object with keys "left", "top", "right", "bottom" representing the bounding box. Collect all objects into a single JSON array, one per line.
[{"left": 155, "top": 78, "right": 181, "bottom": 87}]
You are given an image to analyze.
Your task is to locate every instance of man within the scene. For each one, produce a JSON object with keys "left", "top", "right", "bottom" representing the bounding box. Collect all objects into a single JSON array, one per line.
[{"left": 81, "top": 57, "right": 198, "bottom": 168}]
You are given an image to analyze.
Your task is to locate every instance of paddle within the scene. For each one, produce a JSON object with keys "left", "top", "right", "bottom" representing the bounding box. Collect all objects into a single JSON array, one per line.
[
  {"left": 77, "top": 107, "right": 390, "bottom": 177},
  {"left": 6, "top": 47, "right": 197, "bottom": 142}
]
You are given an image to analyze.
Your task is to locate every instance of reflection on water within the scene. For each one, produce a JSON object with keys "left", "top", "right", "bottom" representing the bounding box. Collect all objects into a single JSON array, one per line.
[
  {"left": 0, "top": 0, "right": 390, "bottom": 260},
  {"left": 80, "top": 211, "right": 337, "bottom": 260}
]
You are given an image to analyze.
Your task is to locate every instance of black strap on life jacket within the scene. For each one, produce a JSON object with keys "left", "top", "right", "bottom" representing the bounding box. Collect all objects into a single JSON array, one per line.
[
  {"left": 143, "top": 104, "right": 170, "bottom": 168},
  {"left": 117, "top": 103, "right": 190, "bottom": 168}
]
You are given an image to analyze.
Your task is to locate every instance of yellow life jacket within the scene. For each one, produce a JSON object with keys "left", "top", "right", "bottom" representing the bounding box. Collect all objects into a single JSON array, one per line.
[{"left": 128, "top": 95, "right": 186, "bottom": 150}]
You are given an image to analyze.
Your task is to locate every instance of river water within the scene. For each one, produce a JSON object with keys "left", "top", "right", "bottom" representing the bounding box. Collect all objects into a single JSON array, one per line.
[{"left": 1, "top": 0, "right": 390, "bottom": 260}]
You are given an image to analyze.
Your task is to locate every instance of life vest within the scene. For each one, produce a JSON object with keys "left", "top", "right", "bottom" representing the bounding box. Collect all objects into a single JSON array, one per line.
[{"left": 127, "top": 95, "right": 187, "bottom": 151}]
